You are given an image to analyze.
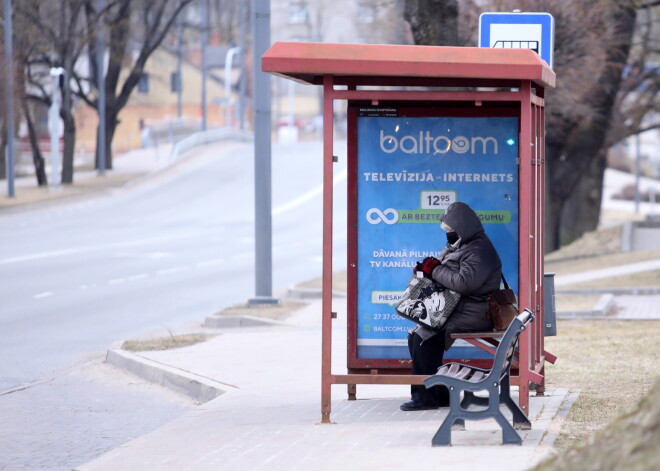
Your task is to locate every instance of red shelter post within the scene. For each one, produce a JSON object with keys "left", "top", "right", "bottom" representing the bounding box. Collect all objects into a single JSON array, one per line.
[{"left": 263, "top": 42, "right": 556, "bottom": 423}]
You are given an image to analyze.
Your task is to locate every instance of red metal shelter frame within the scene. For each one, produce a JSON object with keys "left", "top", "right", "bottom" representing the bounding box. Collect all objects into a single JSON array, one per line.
[{"left": 263, "top": 42, "right": 556, "bottom": 424}]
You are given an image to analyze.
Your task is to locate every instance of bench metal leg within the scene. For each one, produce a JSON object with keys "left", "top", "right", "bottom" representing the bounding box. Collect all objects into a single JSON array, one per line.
[
  {"left": 495, "top": 413, "right": 523, "bottom": 445},
  {"left": 431, "top": 413, "right": 458, "bottom": 446}
]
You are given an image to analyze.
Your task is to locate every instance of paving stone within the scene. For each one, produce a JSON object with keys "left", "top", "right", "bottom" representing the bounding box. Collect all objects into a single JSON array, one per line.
[{"left": 0, "top": 359, "right": 194, "bottom": 471}]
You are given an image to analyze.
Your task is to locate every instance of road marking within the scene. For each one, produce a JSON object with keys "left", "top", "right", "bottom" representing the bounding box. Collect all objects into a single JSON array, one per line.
[
  {"left": 34, "top": 292, "right": 54, "bottom": 299},
  {"left": 0, "top": 234, "right": 199, "bottom": 266},
  {"left": 272, "top": 168, "right": 347, "bottom": 216},
  {"left": 126, "top": 274, "right": 148, "bottom": 281},
  {"left": 226, "top": 251, "right": 254, "bottom": 262},
  {"left": 196, "top": 258, "right": 224, "bottom": 267},
  {"left": 156, "top": 266, "right": 188, "bottom": 276}
]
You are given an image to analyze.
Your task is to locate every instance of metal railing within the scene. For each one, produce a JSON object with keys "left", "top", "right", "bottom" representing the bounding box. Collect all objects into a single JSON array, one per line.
[{"left": 169, "top": 128, "right": 253, "bottom": 162}]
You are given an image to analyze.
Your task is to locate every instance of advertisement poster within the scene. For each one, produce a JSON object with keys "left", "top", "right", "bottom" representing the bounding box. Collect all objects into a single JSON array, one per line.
[{"left": 356, "top": 110, "right": 519, "bottom": 360}]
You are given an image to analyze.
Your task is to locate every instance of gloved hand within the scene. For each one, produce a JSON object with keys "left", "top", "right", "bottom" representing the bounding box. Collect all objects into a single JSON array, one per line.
[
  {"left": 412, "top": 261, "right": 423, "bottom": 274},
  {"left": 419, "top": 257, "right": 441, "bottom": 276}
]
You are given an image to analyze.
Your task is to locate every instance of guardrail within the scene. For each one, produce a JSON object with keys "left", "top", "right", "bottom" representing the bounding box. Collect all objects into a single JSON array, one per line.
[{"left": 169, "top": 128, "right": 254, "bottom": 162}]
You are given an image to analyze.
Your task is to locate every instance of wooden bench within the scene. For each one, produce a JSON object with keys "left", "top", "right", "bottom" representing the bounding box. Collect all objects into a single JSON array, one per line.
[
  {"left": 449, "top": 329, "right": 557, "bottom": 395},
  {"left": 423, "top": 309, "right": 535, "bottom": 446}
]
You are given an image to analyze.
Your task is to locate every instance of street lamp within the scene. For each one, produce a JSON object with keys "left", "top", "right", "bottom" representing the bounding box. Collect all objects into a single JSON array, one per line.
[{"left": 48, "top": 67, "right": 65, "bottom": 186}]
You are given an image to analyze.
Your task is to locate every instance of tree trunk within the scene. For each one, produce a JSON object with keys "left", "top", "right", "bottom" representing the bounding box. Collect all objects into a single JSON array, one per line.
[
  {"left": 61, "top": 113, "right": 76, "bottom": 184},
  {"left": 94, "top": 107, "right": 117, "bottom": 171},
  {"left": 60, "top": 53, "right": 77, "bottom": 184},
  {"left": 544, "top": 1, "right": 636, "bottom": 251},
  {"left": 22, "top": 98, "right": 48, "bottom": 186},
  {"left": 404, "top": 0, "right": 458, "bottom": 46},
  {"left": 559, "top": 148, "right": 607, "bottom": 245}
]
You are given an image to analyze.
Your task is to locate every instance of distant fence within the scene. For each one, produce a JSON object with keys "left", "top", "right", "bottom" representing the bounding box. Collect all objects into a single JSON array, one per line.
[{"left": 17, "top": 137, "right": 64, "bottom": 155}]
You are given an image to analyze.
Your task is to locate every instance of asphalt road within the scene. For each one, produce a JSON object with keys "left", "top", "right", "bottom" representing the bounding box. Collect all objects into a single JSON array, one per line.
[{"left": 0, "top": 139, "right": 347, "bottom": 393}]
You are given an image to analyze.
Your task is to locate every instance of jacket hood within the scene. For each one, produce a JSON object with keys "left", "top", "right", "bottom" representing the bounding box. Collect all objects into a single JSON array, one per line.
[{"left": 441, "top": 202, "right": 483, "bottom": 242}]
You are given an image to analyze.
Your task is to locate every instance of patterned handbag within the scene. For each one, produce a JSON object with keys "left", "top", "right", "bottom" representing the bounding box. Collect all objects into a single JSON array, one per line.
[{"left": 395, "top": 273, "right": 461, "bottom": 331}]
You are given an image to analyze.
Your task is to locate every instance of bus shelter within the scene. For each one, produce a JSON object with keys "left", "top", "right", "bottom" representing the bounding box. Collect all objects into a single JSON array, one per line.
[{"left": 263, "top": 42, "right": 556, "bottom": 424}]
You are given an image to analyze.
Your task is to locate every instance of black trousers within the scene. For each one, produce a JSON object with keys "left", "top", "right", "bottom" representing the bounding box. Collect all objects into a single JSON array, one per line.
[{"left": 408, "top": 331, "right": 450, "bottom": 406}]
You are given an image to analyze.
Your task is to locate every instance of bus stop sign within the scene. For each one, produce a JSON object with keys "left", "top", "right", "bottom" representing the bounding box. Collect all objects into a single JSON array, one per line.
[{"left": 479, "top": 12, "right": 554, "bottom": 69}]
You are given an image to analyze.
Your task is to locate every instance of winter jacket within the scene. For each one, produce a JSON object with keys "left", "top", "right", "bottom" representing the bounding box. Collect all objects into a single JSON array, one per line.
[{"left": 413, "top": 202, "right": 502, "bottom": 348}]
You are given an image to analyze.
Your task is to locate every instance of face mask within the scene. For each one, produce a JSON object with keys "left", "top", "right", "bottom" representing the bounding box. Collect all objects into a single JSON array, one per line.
[{"left": 446, "top": 231, "right": 459, "bottom": 245}]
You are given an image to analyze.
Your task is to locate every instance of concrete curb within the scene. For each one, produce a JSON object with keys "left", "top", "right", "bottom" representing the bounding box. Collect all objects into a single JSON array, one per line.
[
  {"left": 105, "top": 349, "right": 232, "bottom": 403},
  {"left": 556, "top": 293, "right": 615, "bottom": 319},
  {"left": 287, "top": 286, "right": 347, "bottom": 299},
  {"left": 533, "top": 388, "right": 581, "bottom": 463},
  {"left": 203, "top": 314, "right": 290, "bottom": 328}
]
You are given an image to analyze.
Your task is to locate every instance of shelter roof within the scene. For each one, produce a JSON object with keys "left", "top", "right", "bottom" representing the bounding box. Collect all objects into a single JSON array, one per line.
[{"left": 263, "top": 42, "right": 555, "bottom": 89}]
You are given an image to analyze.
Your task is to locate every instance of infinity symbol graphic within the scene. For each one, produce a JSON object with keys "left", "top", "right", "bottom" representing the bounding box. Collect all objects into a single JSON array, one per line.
[{"left": 366, "top": 208, "right": 399, "bottom": 225}]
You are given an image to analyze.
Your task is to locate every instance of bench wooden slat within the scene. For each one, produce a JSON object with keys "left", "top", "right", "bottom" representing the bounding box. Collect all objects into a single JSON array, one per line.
[
  {"left": 451, "top": 331, "right": 504, "bottom": 339},
  {"left": 455, "top": 366, "right": 473, "bottom": 380},
  {"left": 448, "top": 363, "right": 462, "bottom": 376},
  {"left": 468, "top": 370, "right": 486, "bottom": 383}
]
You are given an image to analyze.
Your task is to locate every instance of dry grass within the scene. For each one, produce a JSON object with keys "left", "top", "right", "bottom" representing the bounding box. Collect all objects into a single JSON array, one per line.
[
  {"left": 122, "top": 333, "right": 214, "bottom": 352},
  {"left": 532, "top": 378, "right": 660, "bottom": 471},
  {"left": 543, "top": 320, "right": 660, "bottom": 451},
  {"left": 212, "top": 299, "right": 308, "bottom": 321},
  {"left": 0, "top": 171, "right": 145, "bottom": 209},
  {"left": 296, "top": 270, "right": 348, "bottom": 292},
  {"left": 545, "top": 225, "right": 623, "bottom": 261}
]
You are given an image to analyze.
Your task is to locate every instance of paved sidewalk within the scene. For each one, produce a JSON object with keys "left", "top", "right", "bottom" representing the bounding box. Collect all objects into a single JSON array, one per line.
[
  {"left": 76, "top": 299, "right": 576, "bottom": 471},
  {"left": 554, "top": 258, "right": 660, "bottom": 287}
]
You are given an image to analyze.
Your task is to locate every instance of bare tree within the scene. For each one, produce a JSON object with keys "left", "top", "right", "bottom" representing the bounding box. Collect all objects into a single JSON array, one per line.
[
  {"left": 546, "top": 1, "right": 637, "bottom": 250},
  {"left": 403, "top": 0, "right": 644, "bottom": 251},
  {"left": 75, "top": 0, "right": 193, "bottom": 170},
  {"left": 16, "top": 0, "right": 89, "bottom": 184},
  {"left": 210, "top": 0, "right": 240, "bottom": 44},
  {"left": 608, "top": 2, "right": 660, "bottom": 146},
  {"left": 404, "top": 0, "right": 459, "bottom": 46}
]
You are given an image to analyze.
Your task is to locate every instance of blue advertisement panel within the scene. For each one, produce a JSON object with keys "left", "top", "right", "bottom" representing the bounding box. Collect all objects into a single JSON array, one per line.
[{"left": 356, "top": 110, "right": 519, "bottom": 360}]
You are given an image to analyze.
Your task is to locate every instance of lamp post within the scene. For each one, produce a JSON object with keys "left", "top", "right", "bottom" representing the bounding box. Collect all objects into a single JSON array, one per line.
[
  {"left": 224, "top": 47, "right": 240, "bottom": 128},
  {"left": 48, "top": 67, "right": 64, "bottom": 186}
]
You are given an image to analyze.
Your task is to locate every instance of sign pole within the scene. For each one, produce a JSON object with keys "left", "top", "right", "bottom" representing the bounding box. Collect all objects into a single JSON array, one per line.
[{"left": 4, "top": 0, "right": 15, "bottom": 197}]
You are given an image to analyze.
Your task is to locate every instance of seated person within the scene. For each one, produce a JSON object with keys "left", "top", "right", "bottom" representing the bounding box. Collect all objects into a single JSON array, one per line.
[{"left": 401, "top": 202, "right": 502, "bottom": 411}]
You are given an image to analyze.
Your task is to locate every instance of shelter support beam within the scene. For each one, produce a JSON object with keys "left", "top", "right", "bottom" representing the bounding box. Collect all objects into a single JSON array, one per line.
[{"left": 321, "top": 75, "right": 335, "bottom": 424}]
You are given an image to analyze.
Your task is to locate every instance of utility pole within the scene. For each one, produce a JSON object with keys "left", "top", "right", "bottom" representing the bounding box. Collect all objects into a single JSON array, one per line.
[
  {"left": 4, "top": 0, "right": 15, "bottom": 197},
  {"left": 250, "top": 0, "right": 277, "bottom": 304}
]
